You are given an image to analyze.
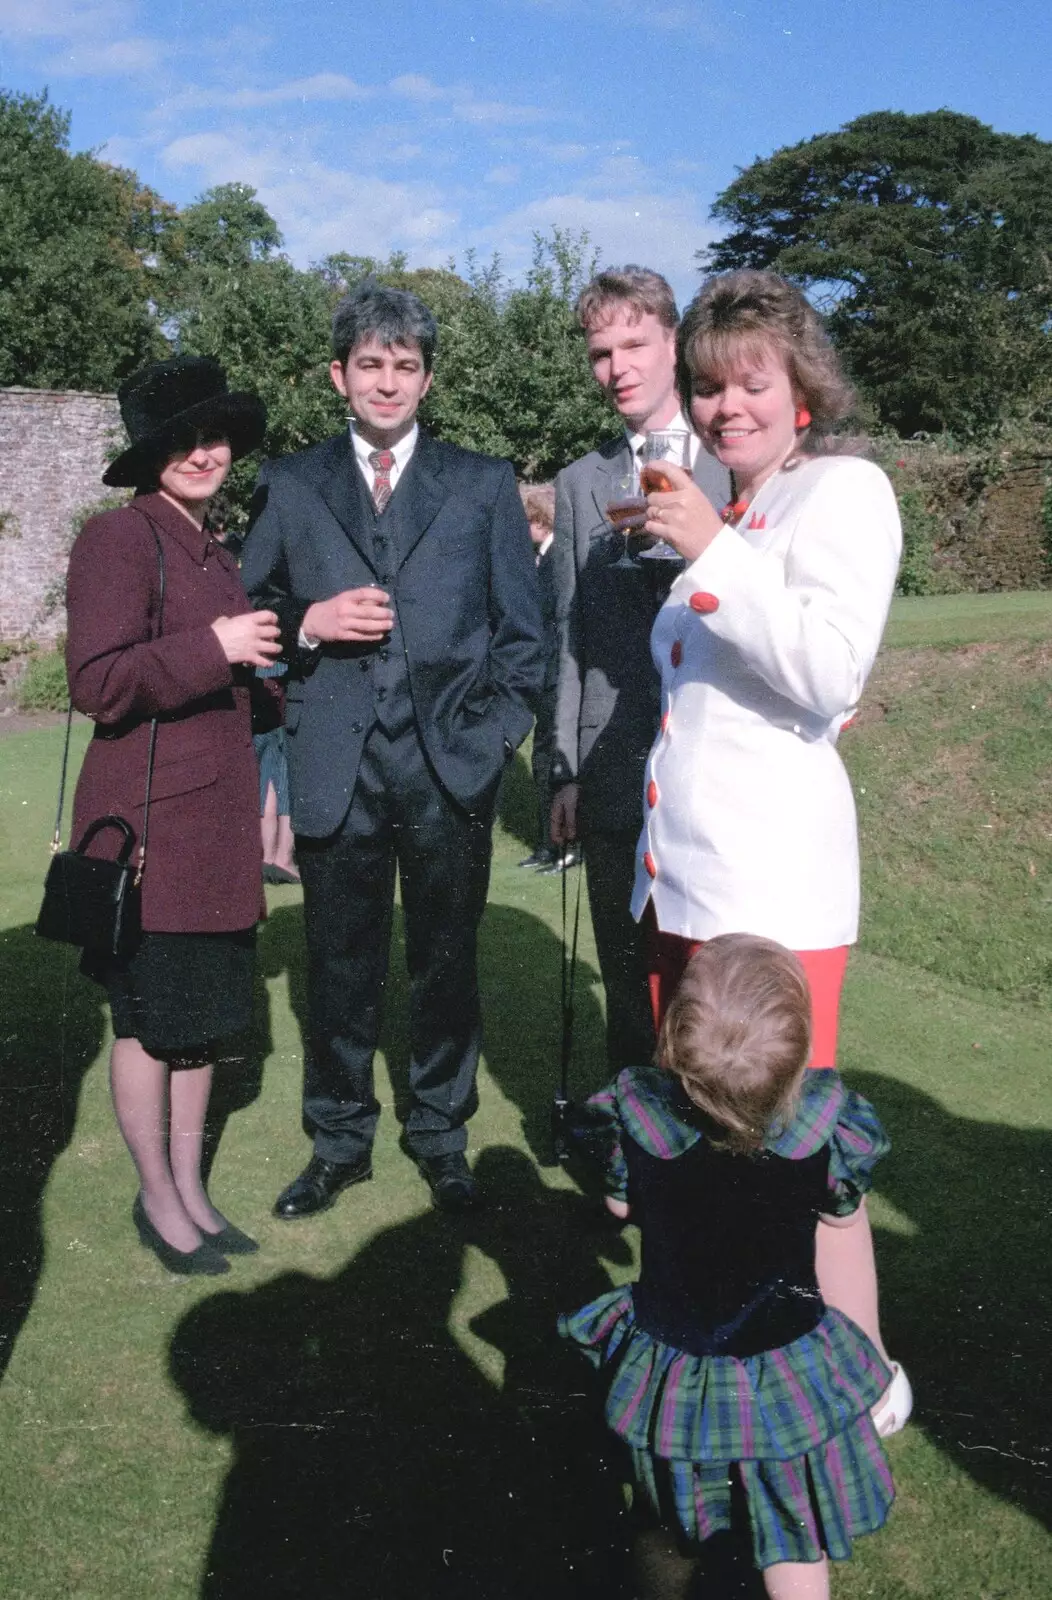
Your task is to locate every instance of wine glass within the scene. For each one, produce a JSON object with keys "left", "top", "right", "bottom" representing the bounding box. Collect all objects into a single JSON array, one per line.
[
  {"left": 638, "top": 429, "right": 691, "bottom": 561},
  {"left": 606, "top": 464, "right": 648, "bottom": 569}
]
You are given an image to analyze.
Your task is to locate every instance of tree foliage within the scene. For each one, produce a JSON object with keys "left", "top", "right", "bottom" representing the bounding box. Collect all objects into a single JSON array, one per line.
[
  {"left": 312, "top": 231, "right": 612, "bottom": 478},
  {"left": 0, "top": 88, "right": 618, "bottom": 519},
  {"left": 701, "top": 111, "right": 1052, "bottom": 438},
  {"left": 0, "top": 90, "right": 168, "bottom": 389}
]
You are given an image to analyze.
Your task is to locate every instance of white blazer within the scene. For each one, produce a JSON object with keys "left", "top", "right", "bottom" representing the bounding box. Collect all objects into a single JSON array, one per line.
[{"left": 631, "top": 455, "right": 902, "bottom": 949}]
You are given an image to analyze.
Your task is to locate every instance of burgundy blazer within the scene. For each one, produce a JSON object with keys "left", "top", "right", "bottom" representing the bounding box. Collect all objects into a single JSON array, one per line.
[{"left": 66, "top": 493, "right": 265, "bottom": 934}]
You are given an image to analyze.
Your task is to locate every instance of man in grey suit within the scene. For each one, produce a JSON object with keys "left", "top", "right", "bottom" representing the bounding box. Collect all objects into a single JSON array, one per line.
[{"left": 549, "top": 267, "right": 730, "bottom": 1068}]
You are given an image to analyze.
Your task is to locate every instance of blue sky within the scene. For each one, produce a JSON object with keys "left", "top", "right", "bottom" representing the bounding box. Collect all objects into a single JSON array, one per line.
[{"left": 2, "top": 0, "right": 1051, "bottom": 304}]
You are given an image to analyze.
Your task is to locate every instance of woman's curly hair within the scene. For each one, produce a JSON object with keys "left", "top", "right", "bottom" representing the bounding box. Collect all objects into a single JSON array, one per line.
[{"left": 678, "top": 269, "right": 857, "bottom": 453}]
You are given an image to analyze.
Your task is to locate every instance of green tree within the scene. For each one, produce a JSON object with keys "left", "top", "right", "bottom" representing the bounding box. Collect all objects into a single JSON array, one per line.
[
  {"left": 0, "top": 89, "right": 168, "bottom": 389},
  {"left": 423, "top": 230, "right": 612, "bottom": 477},
  {"left": 701, "top": 110, "right": 1052, "bottom": 438},
  {"left": 158, "top": 186, "right": 340, "bottom": 528},
  {"left": 315, "top": 231, "right": 612, "bottom": 479}
]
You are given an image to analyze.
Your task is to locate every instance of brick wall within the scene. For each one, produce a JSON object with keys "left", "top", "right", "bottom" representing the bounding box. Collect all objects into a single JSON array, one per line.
[{"left": 0, "top": 387, "right": 122, "bottom": 644}]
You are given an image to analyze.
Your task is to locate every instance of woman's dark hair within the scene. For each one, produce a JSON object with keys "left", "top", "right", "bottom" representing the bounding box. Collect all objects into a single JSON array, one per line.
[
  {"left": 331, "top": 283, "right": 439, "bottom": 372},
  {"left": 658, "top": 933, "right": 812, "bottom": 1155},
  {"left": 678, "top": 270, "right": 856, "bottom": 451}
]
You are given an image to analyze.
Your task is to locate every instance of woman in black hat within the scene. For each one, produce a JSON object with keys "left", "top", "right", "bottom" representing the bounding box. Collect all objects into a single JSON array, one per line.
[{"left": 65, "top": 356, "right": 281, "bottom": 1275}]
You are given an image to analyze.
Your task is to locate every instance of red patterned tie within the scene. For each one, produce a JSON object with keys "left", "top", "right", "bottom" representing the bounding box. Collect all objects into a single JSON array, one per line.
[{"left": 369, "top": 449, "right": 395, "bottom": 513}]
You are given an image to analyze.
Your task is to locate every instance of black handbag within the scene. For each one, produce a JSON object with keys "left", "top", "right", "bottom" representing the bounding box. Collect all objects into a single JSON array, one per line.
[
  {"left": 35, "top": 516, "right": 165, "bottom": 960},
  {"left": 36, "top": 814, "right": 143, "bottom": 958}
]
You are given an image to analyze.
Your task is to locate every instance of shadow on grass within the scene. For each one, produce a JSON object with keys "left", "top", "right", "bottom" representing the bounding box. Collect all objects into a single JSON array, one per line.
[
  {"left": 858, "top": 1070, "right": 1052, "bottom": 1532},
  {"left": 171, "top": 1146, "right": 634, "bottom": 1599},
  {"left": 204, "top": 904, "right": 309, "bottom": 1178},
  {"left": 479, "top": 900, "right": 610, "bottom": 1168},
  {"left": 0, "top": 926, "right": 106, "bottom": 1379},
  {"left": 249, "top": 891, "right": 611, "bottom": 1175},
  {"left": 496, "top": 747, "right": 539, "bottom": 856}
]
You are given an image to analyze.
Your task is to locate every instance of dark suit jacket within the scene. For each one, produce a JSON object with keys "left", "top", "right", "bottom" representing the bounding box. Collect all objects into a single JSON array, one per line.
[
  {"left": 550, "top": 436, "right": 730, "bottom": 832},
  {"left": 240, "top": 430, "right": 545, "bottom": 836},
  {"left": 65, "top": 493, "right": 266, "bottom": 933}
]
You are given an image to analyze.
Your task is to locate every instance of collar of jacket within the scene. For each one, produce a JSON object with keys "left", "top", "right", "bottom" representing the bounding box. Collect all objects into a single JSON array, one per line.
[
  {"left": 133, "top": 491, "right": 218, "bottom": 565},
  {"left": 319, "top": 428, "right": 448, "bottom": 573}
]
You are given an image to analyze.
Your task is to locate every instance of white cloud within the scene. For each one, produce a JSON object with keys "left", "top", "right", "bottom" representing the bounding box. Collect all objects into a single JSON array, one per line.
[
  {"left": 387, "top": 72, "right": 547, "bottom": 127},
  {"left": 224, "top": 73, "right": 373, "bottom": 109},
  {"left": 160, "top": 129, "right": 461, "bottom": 264},
  {"left": 43, "top": 35, "right": 160, "bottom": 74},
  {"left": 484, "top": 164, "right": 522, "bottom": 186},
  {"left": 477, "top": 189, "right": 718, "bottom": 304},
  {"left": 1, "top": 0, "right": 162, "bottom": 76},
  {"left": 389, "top": 73, "right": 445, "bottom": 103}
]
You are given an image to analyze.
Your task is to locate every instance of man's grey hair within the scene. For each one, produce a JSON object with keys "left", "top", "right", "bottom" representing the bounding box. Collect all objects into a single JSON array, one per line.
[{"left": 332, "top": 283, "right": 439, "bottom": 371}]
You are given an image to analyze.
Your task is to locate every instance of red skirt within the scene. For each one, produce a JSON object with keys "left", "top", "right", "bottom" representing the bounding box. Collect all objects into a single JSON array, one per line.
[{"left": 643, "top": 907, "right": 848, "bottom": 1070}]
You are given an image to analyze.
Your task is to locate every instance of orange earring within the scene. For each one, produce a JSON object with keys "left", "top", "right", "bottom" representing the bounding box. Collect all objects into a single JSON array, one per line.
[{"left": 795, "top": 407, "right": 812, "bottom": 429}]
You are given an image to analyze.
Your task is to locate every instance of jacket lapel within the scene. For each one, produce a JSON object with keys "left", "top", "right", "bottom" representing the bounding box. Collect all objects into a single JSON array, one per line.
[
  {"left": 590, "top": 436, "right": 632, "bottom": 529},
  {"left": 317, "top": 432, "right": 377, "bottom": 572},
  {"left": 395, "top": 432, "right": 448, "bottom": 568}
]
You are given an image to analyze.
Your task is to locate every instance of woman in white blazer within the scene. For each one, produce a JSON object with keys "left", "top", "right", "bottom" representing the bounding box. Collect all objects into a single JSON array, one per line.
[{"left": 631, "top": 268, "right": 910, "bottom": 1435}]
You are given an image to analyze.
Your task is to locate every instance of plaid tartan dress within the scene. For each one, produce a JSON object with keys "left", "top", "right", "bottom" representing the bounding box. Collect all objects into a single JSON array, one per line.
[{"left": 558, "top": 1067, "right": 895, "bottom": 1569}]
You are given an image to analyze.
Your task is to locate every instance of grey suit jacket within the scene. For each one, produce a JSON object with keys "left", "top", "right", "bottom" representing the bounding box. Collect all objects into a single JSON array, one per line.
[{"left": 550, "top": 435, "right": 730, "bottom": 832}]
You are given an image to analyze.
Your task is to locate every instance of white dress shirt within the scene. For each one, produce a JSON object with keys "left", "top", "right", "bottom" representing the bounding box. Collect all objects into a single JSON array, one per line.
[
  {"left": 351, "top": 420, "right": 419, "bottom": 494},
  {"left": 299, "top": 423, "right": 420, "bottom": 648}
]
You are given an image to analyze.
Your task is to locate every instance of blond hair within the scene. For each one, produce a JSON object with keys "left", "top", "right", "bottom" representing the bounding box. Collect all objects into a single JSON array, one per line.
[
  {"left": 659, "top": 934, "right": 812, "bottom": 1155},
  {"left": 678, "top": 270, "right": 856, "bottom": 451},
  {"left": 519, "top": 482, "right": 555, "bottom": 533},
  {"left": 575, "top": 266, "right": 678, "bottom": 334}
]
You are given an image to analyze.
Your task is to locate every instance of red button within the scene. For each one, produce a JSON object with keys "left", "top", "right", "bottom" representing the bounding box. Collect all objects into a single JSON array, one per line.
[
  {"left": 643, "top": 850, "right": 657, "bottom": 879},
  {"left": 647, "top": 780, "right": 658, "bottom": 808},
  {"left": 689, "top": 591, "right": 719, "bottom": 614},
  {"left": 670, "top": 640, "right": 683, "bottom": 667},
  {"left": 661, "top": 711, "right": 670, "bottom": 734}
]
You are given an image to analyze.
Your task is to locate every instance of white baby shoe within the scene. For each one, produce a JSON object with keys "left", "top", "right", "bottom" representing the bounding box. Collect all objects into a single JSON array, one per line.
[{"left": 872, "top": 1361, "right": 913, "bottom": 1437}]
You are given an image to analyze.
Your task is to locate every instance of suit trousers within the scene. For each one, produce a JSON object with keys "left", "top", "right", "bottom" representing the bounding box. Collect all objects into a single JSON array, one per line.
[
  {"left": 296, "top": 722, "right": 495, "bottom": 1162},
  {"left": 582, "top": 825, "right": 656, "bottom": 1070}
]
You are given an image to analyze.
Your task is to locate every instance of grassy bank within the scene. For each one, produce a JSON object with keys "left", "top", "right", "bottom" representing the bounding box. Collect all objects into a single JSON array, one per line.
[{"left": 0, "top": 591, "right": 1049, "bottom": 1598}]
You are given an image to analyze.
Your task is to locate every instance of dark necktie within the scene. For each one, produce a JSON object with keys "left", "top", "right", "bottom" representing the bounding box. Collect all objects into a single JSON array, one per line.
[{"left": 369, "top": 449, "right": 395, "bottom": 513}]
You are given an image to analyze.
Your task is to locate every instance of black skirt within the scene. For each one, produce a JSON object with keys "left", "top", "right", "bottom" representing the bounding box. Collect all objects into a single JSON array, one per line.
[{"left": 82, "top": 929, "right": 256, "bottom": 1056}]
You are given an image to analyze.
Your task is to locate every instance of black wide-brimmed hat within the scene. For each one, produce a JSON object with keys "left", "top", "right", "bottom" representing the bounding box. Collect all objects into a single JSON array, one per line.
[{"left": 103, "top": 355, "right": 267, "bottom": 488}]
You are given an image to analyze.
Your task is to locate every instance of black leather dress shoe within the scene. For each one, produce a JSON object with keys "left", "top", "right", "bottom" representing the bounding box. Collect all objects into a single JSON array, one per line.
[
  {"left": 415, "top": 1151, "right": 479, "bottom": 1212},
  {"left": 518, "top": 848, "right": 555, "bottom": 869},
  {"left": 273, "top": 1153, "right": 373, "bottom": 1220},
  {"left": 537, "top": 846, "right": 582, "bottom": 875}
]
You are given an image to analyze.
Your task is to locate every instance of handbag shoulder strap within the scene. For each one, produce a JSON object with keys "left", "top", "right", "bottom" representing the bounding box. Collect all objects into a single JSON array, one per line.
[
  {"left": 50, "top": 508, "right": 166, "bottom": 872},
  {"left": 130, "top": 509, "right": 166, "bottom": 885},
  {"left": 49, "top": 705, "right": 76, "bottom": 853}
]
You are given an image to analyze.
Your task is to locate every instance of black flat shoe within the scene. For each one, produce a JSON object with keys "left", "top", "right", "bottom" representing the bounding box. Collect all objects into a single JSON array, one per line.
[
  {"left": 414, "top": 1151, "right": 479, "bottom": 1213},
  {"left": 201, "top": 1219, "right": 260, "bottom": 1255},
  {"left": 132, "top": 1196, "right": 230, "bottom": 1276},
  {"left": 263, "top": 864, "right": 300, "bottom": 885},
  {"left": 273, "top": 1153, "right": 373, "bottom": 1220}
]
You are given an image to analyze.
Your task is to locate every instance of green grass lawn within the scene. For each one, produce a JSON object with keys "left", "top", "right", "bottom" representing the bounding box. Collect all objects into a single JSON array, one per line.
[{"left": 0, "top": 591, "right": 1050, "bottom": 1598}]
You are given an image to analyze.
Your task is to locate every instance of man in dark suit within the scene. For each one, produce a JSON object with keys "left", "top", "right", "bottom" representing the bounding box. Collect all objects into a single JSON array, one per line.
[
  {"left": 549, "top": 267, "right": 730, "bottom": 1069},
  {"left": 242, "top": 285, "right": 544, "bottom": 1215}
]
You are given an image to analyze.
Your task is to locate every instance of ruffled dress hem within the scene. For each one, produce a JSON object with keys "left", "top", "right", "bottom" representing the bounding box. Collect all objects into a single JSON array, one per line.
[{"left": 559, "top": 1287, "right": 894, "bottom": 1567}]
